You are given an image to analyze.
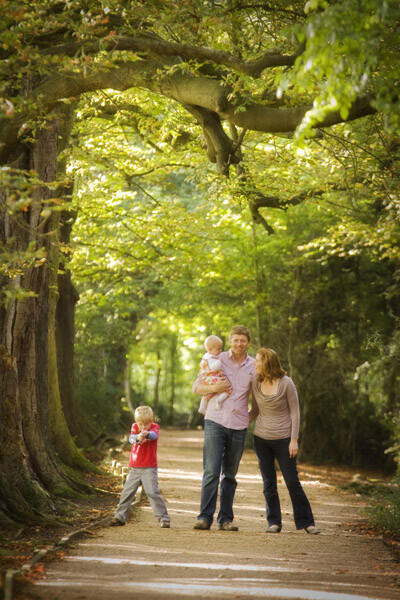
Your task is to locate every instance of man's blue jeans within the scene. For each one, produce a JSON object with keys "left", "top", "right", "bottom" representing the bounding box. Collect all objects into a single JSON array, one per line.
[
  {"left": 198, "top": 419, "right": 247, "bottom": 525},
  {"left": 253, "top": 435, "right": 315, "bottom": 530}
]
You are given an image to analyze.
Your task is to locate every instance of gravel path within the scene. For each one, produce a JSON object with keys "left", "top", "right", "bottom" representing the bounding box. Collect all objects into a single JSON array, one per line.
[{"left": 31, "top": 429, "right": 400, "bottom": 600}]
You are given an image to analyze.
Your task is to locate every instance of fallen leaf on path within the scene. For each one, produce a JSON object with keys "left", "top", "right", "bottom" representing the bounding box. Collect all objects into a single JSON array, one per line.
[{"left": 333, "top": 569, "right": 348, "bottom": 574}]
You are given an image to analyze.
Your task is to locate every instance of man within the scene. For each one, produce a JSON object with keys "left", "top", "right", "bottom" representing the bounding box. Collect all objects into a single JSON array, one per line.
[{"left": 192, "top": 325, "right": 255, "bottom": 531}]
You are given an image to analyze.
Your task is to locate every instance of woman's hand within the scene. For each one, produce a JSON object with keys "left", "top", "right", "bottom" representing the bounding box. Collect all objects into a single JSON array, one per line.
[
  {"left": 289, "top": 438, "right": 298, "bottom": 458},
  {"left": 248, "top": 397, "right": 259, "bottom": 422}
]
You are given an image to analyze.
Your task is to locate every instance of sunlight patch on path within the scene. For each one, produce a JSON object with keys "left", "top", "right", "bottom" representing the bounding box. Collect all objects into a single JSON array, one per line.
[
  {"left": 66, "top": 556, "right": 292, "bottom": 572},
  {"left": 35, "top": 578, "right": 381, "bottom": 600},
  {"left": 65, "top": 555, "right": 399, "bottom": 580},
  {"left": 158, "top": 468, "right": 202, "bottom": 481},
  {"left": 159, "top": 467, "right": 332, "bottom": 487},
  {"left": 78, "top": 542, "right": 288, "bottom": 561},
  {"left": 125, "top": 581, "right": 381, "bottom": 600},
  {"left": 127, "top": 581, "right": 381, "bottom": 600}
]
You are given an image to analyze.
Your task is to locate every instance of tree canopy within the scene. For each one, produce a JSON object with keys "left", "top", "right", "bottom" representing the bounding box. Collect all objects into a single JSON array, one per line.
[{"left": 2, "top": 0, "right": 398, "bottom": 168}]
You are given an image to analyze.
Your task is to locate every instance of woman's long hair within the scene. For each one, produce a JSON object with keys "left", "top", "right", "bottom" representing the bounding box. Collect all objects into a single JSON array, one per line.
[{"left": 256, "top": 348, "right": 286, "bottom": 383}]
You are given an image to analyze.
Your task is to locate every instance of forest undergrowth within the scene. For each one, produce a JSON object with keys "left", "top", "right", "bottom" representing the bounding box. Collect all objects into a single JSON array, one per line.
[{"left": 0, "top": 446, "right": 124, "bottom": 597}]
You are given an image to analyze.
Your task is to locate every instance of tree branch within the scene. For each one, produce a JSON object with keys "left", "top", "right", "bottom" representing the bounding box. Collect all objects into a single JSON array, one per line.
[
  {"left": 0, "top": 59, "right": 377, "bottom": 166},
  {"left": 182, "top": 105, "right": 239, "bottom": 175},
  {"left": 39, "top": 35, "right": 301, "bottom": 78},
  {"left": 248, "top": 200, "right": 275, "bottom": 234}
]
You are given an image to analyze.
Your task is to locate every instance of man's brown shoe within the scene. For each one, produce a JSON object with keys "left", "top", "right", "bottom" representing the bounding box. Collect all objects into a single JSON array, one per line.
[
  {"left": 194, "top": 518, "right": 210, "bottom": 530},
  {"left": 218, "top": 521, "right": 238, "bottom": 531}
]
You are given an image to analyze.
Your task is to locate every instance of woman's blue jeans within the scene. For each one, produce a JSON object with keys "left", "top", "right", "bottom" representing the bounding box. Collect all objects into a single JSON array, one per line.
[
  {"left": 198, "top": 419, "right": 247, "bottom": 525},
  {"left": 253, "top": 435, "right": 315, "bottom": 530}
]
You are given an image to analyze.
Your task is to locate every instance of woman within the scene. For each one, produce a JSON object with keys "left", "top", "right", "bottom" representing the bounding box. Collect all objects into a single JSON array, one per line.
[{"left": 250, "top": 347, "right": 320, "bottom": 534}]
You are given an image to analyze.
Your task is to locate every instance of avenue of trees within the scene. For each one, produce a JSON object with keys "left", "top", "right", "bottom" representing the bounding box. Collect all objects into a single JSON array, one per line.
[{"left": 0, "top": 0, "right": 399, "bottom": 525}]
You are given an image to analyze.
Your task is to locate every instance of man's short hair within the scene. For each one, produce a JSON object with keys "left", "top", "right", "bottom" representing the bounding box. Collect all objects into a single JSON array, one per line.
[
  {"left": 229, "top": 325, "right": 251, "bottom": 341},
  {"left": 134, "top": 405, "right": 154, "bottom": 423}
]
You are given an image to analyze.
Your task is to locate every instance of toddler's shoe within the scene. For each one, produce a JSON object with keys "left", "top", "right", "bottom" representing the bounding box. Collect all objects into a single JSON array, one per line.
[
  {"left": 160, "top": 519, "right": 170, "bottom": 528},
  {"left": 109, "top": 517, "right": 125, "bottom": 526}
]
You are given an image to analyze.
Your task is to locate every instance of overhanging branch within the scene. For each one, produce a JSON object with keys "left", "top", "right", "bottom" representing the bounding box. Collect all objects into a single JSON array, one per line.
[
  {"left": 39, "top": 35, "right": 301, "bottom": 78},
  {"left": 183, "top": 105, "right": 240, "bottom": 175},
  {"left": 0, "top": 59, "right": 377, "bottom": 166}
]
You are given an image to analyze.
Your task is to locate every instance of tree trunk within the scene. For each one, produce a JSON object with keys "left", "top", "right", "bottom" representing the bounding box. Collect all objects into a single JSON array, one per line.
[
  {"left": 153, "top": 347, "right": 161, "bottom": 417},
  {"left": 123, "top": 358, "right": 135, "bottom": 415},
  {"left": 47, "top": 209, "right": 94, "bottom": 473},
  {"left": 54, "top": 105, "right": 97, "bottom": 449},
  {"left": 0, "top": 343, "right": 55, "bottom": 524},
  {"left": 54, "top": 202, "right": 96, "bottom": 456},
  {"left": 56, "top": 267, "right": 95, "bottom": 447},
  {"left": 0, "top": 118, "right": 91, "bottom": 523},
  {"left": 251, "top": 223, "right": 268, "bottom": 347},
  {"left": 168, "top": 335, "right": 177, "bottom": 424}
]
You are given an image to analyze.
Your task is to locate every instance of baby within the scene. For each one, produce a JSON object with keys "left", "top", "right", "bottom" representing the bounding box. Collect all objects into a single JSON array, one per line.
[{"left": 198, "top": 335, "right": 232, "bottom": 415}]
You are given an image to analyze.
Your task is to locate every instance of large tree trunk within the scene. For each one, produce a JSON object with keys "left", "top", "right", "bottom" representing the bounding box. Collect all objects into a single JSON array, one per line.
[
  {"left": 47, "top": 211, "right": 94, "bottom": 473},
  {"left": 55, "top": 184, "right": 97, "bottom": 450},
  {"left": 54, "top": 115, "right": 98, "bottom": 450},
  {"left": 0, "top": 118, "right": 92, "bottom": 524},
  {"left": 56, "top": 267, "right": 97, "bottom": 447},
  {"left": 0, "top": 344, "right": 55, "bottom": 524}
]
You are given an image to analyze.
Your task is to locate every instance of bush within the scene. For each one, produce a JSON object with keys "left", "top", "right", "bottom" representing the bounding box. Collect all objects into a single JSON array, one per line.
[{"left": 366, "top": 481, "right": 400, "bottom": 538}]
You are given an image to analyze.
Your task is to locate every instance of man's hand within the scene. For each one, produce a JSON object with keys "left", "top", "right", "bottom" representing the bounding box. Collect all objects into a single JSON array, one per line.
[{"left": 195, "top": 380, "right": 230, "bottom": 395}]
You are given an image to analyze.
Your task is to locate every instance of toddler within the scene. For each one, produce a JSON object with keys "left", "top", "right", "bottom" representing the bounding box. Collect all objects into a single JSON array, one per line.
[
  {"left": 110, "top": 405, "right": 170, "bottom": 528},
  {"left": 198, "top": 335, "right": 232, "bottom": 415}
]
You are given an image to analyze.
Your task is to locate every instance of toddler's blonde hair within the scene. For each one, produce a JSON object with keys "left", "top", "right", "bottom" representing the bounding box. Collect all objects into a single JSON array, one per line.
[
  {"left": 134, "top": 405, "right": 154, "bottom": 423},
  {"left": 204, "top": 335, "right": 223, "bottom": 351}
]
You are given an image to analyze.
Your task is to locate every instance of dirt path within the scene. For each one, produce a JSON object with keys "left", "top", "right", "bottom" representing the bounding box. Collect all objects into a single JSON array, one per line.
[{"left": 30, "top": 429, "right": 399, "bottom": 600}]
